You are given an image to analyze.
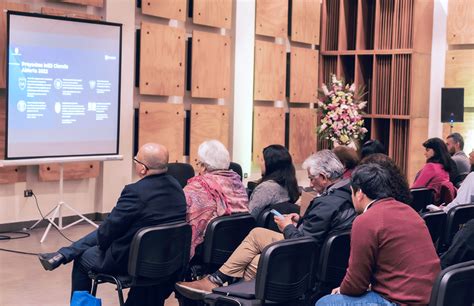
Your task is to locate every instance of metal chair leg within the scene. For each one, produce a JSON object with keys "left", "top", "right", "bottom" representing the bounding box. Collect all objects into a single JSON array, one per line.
[{"left": 117, "top": 288, "right": 125, "bottom": 306}]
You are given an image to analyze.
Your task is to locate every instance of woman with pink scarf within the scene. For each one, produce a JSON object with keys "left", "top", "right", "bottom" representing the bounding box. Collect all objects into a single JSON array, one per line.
[{"left": 185, "top": 140, "right": 249, "bottom": 258}]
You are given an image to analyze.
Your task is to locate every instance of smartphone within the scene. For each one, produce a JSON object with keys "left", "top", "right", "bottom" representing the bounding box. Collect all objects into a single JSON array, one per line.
[{"left": 270, "top": 209, "right": 284, "bottom": 219}]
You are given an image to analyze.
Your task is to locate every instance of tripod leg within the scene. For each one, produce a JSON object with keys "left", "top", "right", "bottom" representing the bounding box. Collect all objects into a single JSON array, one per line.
[
  {"left": 29, "top": 205, "right": 58, "bottom": 230},
  {"left": 40, "top": 206, "right": 60, "bottom": 243}
]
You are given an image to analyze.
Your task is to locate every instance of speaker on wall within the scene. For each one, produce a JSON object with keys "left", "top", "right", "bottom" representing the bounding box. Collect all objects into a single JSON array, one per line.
[{"left": 441, "top": 88, "right": 464, "bottom": 123}]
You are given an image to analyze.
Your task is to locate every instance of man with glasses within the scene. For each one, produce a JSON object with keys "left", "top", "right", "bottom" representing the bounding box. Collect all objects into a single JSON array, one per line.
[
  {"left": 175, "top": 150, "right": 356, "bottom": 298},
  {"left": 38, "top": 143, "right": 187, "bottom": 304}
]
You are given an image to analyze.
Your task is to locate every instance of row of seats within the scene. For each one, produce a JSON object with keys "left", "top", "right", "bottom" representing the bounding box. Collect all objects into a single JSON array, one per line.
[{"left": 88, "top": 205, "right": 474, "bottom": 306}]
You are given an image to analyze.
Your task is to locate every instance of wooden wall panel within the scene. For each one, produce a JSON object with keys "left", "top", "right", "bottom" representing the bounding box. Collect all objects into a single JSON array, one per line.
[
  {"left": 0, "top": 167, "right": 26, "bottom": 184},
  {"left": 445, "top": 50, "right": 474, "bottom": 107},
  {"left": 193, "top": 0, "right": 232, "bottom": 29},
  {"left": 139, "top": 102, "right": 184, "bottom": 163},
  {"left": 256, "top": 0, "right": 288, "bottom": 38},
  {"left": 191, "top": 31, "right": 231, "bottom": 98},
  {"left": 190, "top": 104, "right": 229, "bottom": 167},
  {"left": 289, "top": 108, "right": 317, "bottom": 163},
  {"left": 57, "top": 0, "right": 104, "bottom": 7},
  {"left": 41, "top": 7, "right": 102, "bottom": 20},
  {"left": 289, "top": 47, "right": 318, "bottom": 103},
  {"left": 142, "top": 0, "right": 187, "bottom": 22},
  {"left": 253, "top": 106, "right": 285, "bottom": 162},
  {"left": 0, "top": 2, "right": 30, "bottom": 89},
  {"left": 254, "top": 40, "right": 286, "bottom": 101},
  {"left": 39, "top": 162, "right": 100, "bottom": 181},
  {"left": 407, "top": 117, "right": 428, "bottom": 183},
  {"left": 291, "top": 0, "right": 321, "bottom": 45},
  {"left": 447, "top": 0, "right": 474, "bottom": 45},
  {"left": 140, "top": 22, "right": 185, "bottom": 96}
]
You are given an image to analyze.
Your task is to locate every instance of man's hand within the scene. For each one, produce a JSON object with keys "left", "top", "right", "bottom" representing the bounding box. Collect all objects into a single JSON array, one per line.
[
  {"left": 274, "top": 213, "right": 299, "bottom": 232},
  {"left": 331, "top": 287, "right": 340, "bottom": 294}
]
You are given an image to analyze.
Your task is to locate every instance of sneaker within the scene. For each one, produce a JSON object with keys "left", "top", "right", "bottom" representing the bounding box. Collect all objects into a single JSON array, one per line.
[
  {"left": 175, "top": 276, "right": 219, "bottom": 300},
  {"left": 38, "top": 252, "right": 65, "bottom": 271}
]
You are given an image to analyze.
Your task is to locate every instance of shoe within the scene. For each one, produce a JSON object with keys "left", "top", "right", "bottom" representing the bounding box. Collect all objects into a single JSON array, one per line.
[
  {"left": 175, "top": 276, "right": 219, "bottom": 300},
  {"left": 38, "top": 252, "right": 65, "bottom": 271}
]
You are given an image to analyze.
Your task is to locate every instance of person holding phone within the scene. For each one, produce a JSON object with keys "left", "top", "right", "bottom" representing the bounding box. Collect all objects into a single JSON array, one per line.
[{"left": 175, "top": 150, "right": 356, "bottom": 298}]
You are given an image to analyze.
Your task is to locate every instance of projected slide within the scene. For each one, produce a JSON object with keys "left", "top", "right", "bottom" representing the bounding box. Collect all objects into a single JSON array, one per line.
[{"left": 7, "top": 13, "right": 121, "bottom": 159}]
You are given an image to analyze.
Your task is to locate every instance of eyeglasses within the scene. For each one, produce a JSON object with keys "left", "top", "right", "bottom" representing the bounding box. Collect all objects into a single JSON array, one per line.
[
  {"left": 308, "top": 175, "right": 317, "bottom": 181},
  {"left": 133, "top": 157, "right": 149, "bottom": 171}
]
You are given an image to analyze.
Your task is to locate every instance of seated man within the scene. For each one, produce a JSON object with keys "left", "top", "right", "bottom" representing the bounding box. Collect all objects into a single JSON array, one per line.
[
  {"left": 38, "top": 143, "right": 187, "bottom": 304},
  {"left": 317, "top": 163, "right": 440, "bottom": 306},
  {"left": 175, "top": 150, "right": 356, "bottom": 298},
  {"left": 440, "top": 218, "right": 474, "bottom": 269}
]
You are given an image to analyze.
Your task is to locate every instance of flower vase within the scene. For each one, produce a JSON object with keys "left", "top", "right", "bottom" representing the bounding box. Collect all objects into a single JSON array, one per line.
[{"left": 333, "top": 139, "right": 358, "bottom": 150}]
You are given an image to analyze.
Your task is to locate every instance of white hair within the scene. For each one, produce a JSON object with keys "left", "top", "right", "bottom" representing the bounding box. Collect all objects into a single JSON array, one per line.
[
  {"left": 197, "top": 140, "right": 230, "bottom": 171},
  {"left": 302, "top": 150, "right": 344, "bottom": 180}
]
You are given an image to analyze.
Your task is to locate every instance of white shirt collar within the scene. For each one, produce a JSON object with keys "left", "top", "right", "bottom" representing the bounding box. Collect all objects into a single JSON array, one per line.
[{"left": 363, "top": 199, "right": 378, "bottom": 213}]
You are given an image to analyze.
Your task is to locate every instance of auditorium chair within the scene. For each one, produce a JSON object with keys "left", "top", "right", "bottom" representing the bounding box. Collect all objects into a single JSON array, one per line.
[
  {"left": 229, "top": 162, "right": 243, "bottom": 181},
  {"left": 410, "top": 188, "right": 435, "bottom": 213},
  {"left": 310, "top": 230, "right": 351, "bottom": 302},
  {"left": 421, "top": 211, "right": 447, "bottom": 245},
  {"left": 438, "top": 204, "right": 474, "bottom": 253},
  {"left": 203, "top": 237, "right": 318, "bottom": 306},
  {"left": 167, "top": 162, "right": 195, "bottom": 188},
  {"left": 256, "top": 203, "right": 300, "bottom": 233},
  {"left": 89, "top": 222, "right": 191, "bottom": 306},
  {"left": 429, "top": 260, "right": 474, "bottom": 306}
]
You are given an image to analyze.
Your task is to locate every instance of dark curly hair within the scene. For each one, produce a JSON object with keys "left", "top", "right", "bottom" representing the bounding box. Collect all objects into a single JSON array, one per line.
[{"left": 359, "top": 153, "right": 412, "bottom": 204}]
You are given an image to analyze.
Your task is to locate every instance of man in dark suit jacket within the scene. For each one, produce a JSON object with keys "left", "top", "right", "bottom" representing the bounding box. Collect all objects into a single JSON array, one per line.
[{"left": 38, "top": 143, "right": 187, "bottom": 299}]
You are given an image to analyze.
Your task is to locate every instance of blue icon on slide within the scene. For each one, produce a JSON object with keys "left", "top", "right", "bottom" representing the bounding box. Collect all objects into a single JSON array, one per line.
[
  {"left": 18, "top": 77, "right": 26, "bottom": 90},
  {"left": 17, "top": 100, "right": 26, "bottom": 112},
  {"left": 55, "top": 102, "right": 61, "bottom": 114},
  {"left": 54, "top": 79, "right": 62, "bottom": 90}
]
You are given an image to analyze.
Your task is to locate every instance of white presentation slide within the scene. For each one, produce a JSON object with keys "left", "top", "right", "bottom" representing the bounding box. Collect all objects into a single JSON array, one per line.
[{"left": 6, "top": 12, "right": 121, "bottom": 159}]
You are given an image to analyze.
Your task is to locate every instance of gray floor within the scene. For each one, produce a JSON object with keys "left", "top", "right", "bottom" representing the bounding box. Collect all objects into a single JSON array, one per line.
[{"left": 0, "top": 223, "right": 179, "bottom": 306}]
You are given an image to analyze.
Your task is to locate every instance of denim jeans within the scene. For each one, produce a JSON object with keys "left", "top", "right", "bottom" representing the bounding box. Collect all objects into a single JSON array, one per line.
[{"left": 316, "top": 291, "right": 398, "bottom": 306}]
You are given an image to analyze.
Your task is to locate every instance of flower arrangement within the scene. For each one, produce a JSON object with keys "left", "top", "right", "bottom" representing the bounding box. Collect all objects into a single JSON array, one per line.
[{"left": 317, "top": 74, "right": 368, "bottom": 146}]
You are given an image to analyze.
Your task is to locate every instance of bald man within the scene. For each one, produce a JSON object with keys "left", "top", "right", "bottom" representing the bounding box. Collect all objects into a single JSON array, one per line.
[{"left": 38, "top": 143, "right": 187, "bottom": 301}]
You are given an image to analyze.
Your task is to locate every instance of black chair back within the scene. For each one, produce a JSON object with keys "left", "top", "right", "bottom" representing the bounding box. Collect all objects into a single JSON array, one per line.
[
  {"left": 257, "top": 203, "right": 300, "bottom": 233},
  {"left": 229, "top": 162, "right": 243, "bottom": 181},
  {"left": 410, "top": 188, "right": 435, "bottom": 212},
  {"left": 128, "top": 222, "right": 191, "bottom": 286},
  {"left": 255, "top": 237, "right": 318, "bottom": 302},
  {"left": 167, "top": 163, "right": 195, "bottom": 188},
  {"left": 421, "top": 211, "right": 447, "bottom": 245},
  {"left": 203, "top": 213, "right": 255, "bottom": 266},
  {"left": 439, "top": 204, "right": 474, "bottom": 251},
  {"left": 316, "top": 230, "right": 351, "bottom": 287},
  {"left": 429, "top": 260, "right": 474, "bottom": 306}
]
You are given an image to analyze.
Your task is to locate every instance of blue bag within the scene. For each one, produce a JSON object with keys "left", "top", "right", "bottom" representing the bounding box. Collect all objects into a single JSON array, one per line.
[{"left": 70, "top": 291, "right": 102, "bottom": 306}]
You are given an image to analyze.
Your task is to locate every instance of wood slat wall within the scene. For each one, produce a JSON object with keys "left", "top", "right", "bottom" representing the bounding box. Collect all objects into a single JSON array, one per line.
[
  {"left": 191, "top": 31, "right": 231, "bottom": 99},
  {"left": 189, "top": 104, "right": 229, "bottom": 168},
  {"left": 252, "top": 106, "right": 285, "bottom": 163},
  {"left": 193, "top": 0, "right": 232, "bottom": 29},
  {"left": 289, "top": 108, "right": 317, "bottom": 163},
  {"left": 255, "top": 0, "right": 288, "bottom": 38},
  {"left": 139, "top": 22, "right": 186, "bottom": 96},
  {"left": 139, "top": 102, "right": 185, "bottom": 163},
  {"left": 321, "top": 0, "right": 434, "bottom": 183},
  {"left": 141, "top": 0, "right": 187, "bottom": 21},
  {"left": 254, "top": 40, "right": 286, "bottom": 101}
]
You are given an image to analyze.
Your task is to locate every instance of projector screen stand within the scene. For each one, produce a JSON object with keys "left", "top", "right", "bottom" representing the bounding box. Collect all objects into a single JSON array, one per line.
[{"left": 29, "top": 164, "right": 98, "bottom": 243}]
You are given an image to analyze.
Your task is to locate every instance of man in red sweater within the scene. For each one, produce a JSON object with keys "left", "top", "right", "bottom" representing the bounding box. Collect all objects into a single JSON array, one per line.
[{"left": 316, "top": 163, "right": 440, "bottom": 306}]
